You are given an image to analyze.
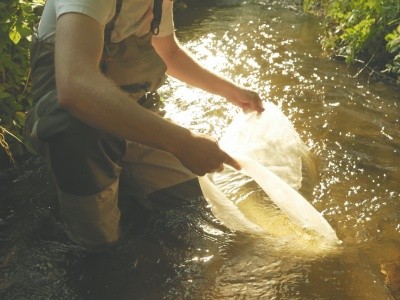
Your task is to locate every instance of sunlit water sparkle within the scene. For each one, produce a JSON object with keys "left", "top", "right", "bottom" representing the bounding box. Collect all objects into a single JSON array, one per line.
[
  {"left": 1, "top": 1, "right": 400, "bottom": 299},
  {"left": 160, "top": 1, "right": 400, "bottom": 298}
]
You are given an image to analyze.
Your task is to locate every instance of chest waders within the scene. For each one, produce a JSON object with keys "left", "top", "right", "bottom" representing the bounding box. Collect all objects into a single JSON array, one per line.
[{"left": 25, "top": 0, "right": 197, "bottom": 248}]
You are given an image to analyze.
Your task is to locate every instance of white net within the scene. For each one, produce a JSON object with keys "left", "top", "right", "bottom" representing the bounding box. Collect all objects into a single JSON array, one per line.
[{"left": 199, "top": 102, "right": 340, "bottom": 249}]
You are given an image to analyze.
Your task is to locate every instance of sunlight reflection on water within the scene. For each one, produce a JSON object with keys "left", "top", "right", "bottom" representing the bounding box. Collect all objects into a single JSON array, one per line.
[
  {"left": 2, "top": 1, "right": 400, "bottom": 299},
  {"left": 159, "top": 1, "right": 400, "bottom": 298}
]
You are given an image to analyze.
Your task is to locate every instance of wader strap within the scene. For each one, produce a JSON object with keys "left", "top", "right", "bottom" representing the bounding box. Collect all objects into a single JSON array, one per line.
[
  {"left": 104, "top": 0, "right": 163, "bottom": 45},
  {"left": 102, "top": 0, "right": 122, "bottom": 73},
  {"left": 104, "top": 0, "right": 123, "bottom": 45},
  {"left": 101, "top": 0, "right": 163, "bottom": 73},
  {"left": 151, "top": 0, "right": 163, "bottom": 35}
]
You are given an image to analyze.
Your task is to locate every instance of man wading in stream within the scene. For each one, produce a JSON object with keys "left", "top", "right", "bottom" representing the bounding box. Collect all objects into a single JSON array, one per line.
[{"left": 25, "top": 0, "right": 264, "bottom": 248}]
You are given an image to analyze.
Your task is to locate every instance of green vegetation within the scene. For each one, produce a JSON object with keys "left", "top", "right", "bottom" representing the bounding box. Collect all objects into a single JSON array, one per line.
[
  {"left": 303, "top": 0, "right": 400, "bottom": 82},
  {"left": 0, "top": 0, "right": 44, "bottom": 167}
]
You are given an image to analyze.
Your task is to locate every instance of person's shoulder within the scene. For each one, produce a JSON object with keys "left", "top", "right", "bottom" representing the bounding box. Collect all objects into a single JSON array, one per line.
[{"left": 55, "top": 0, "right": 116, "bottom": 26}]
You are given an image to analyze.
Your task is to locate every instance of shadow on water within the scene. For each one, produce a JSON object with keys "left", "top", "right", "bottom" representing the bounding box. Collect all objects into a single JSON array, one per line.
[
  {"left": 2, "top": 0, "right": 400, "bottom": 299},
  {"left": 0, "top": 157, "right": 238, "bottom": 299}
]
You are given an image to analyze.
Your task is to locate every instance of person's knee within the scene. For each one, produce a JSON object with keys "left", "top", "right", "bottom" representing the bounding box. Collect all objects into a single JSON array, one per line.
[
  {"left": 58, "top": 180, "right": 122, "bottom": 248},
  {"left": 47, "top": 117, "right": 126, "bottom": 196}
]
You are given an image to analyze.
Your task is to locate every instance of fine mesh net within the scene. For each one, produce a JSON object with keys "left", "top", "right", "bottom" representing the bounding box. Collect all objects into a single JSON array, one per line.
[{"left": 199, "top": 102, "right": 340, "bottom": 248}]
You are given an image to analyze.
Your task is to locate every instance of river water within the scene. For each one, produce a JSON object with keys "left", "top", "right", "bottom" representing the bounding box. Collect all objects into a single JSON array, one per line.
[{"left": 1, "top": 1, "right": 400, "bottom": 299}]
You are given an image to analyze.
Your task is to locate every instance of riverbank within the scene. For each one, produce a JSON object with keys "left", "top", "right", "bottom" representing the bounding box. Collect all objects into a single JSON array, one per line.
[{"left": 302, "top": 0, "right": 400, "bottom": 86}]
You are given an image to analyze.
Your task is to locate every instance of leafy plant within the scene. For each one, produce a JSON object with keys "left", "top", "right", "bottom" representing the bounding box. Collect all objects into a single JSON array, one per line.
[
  {"left": 0, "top": 0, "right": 44, "bottom": 166},
  {"left": 303, "top": 0, "right": 400, "bottom": 81},
  {"left": 384, "top": 24, "right": 400, "bottom": 81}
]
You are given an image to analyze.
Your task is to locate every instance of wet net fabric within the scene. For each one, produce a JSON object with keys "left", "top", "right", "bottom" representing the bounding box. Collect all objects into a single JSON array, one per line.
[{"left": 199, "top": 102, "right": 340, "bottom": 245}]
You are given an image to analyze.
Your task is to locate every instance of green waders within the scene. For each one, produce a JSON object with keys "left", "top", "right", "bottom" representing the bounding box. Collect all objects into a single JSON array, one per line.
[{"left": 25, "top": 28, "right": 199, "bottom": 248}]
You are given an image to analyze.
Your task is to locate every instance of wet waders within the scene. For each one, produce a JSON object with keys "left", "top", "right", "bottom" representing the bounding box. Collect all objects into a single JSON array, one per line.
[{"left": 25, "top": 2, "right": 199, "bottom": 247}]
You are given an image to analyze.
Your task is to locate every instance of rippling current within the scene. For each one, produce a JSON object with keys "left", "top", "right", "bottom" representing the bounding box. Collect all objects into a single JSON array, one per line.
[{"left": 1, "top": 1, "right": 400, "bottom": 299}]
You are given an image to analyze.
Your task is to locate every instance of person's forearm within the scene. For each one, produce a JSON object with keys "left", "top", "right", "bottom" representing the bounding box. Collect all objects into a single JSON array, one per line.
[
  {"left": 152, "top": 34, "right": 264, "bottom": 113},
  {"left": 167, "top": 47, "right": 238, "bottom": 98},
  {"left": 153, "top": 35, "right": 239, "bottom": 101},
  {"left": 57, "top": 67, "right": 191, "bottom": 155}
]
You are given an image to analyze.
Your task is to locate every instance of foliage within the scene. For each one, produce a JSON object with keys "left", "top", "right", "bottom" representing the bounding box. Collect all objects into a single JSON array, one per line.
[
  {"left": 0, "top": 0, "right": 44, "bottom": 166},
  {"left": 303, "top": 0, "right": 400, "bottom": 82},
  {"left": 384, "top": 24, "right": 400, "bottom": 75}
]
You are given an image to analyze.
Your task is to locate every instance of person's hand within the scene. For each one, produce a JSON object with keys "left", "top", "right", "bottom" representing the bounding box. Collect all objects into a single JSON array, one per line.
[
  {"left": 227, "top": 86, "right": 264, "bottom": 113},
  {"left": 173, "top": 132, "right": 241, "bottom": 176}
]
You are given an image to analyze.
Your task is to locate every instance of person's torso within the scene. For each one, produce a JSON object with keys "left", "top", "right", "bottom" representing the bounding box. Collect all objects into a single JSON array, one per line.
[{"left": 38, "top": 0, "right": 173, "bottom": 43}]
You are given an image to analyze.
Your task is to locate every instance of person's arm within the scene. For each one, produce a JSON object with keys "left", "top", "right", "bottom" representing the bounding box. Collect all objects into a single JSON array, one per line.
[
  {"left": 152, "top": 33, "right": 264, "bottom": 113},
  {"left": 54, "top": 12, "right": 239, "bottom": 175}
]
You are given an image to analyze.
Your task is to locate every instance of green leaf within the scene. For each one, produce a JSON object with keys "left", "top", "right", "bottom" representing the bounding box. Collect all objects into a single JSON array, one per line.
[
  {"left": 386, "top": 32, "right": 396, "bottom": 41},
  {"left": 17, "top": 24, "right": 32, "bottom": 38},
  {"left": 14, "top": 111, "right": 26, "bottom": 126},
  {"left": 9, "top": 27, "right": 21, "bottom": 44},
  {"left": 0, "top": 92, "right": 12, "bottom": 100},
  {"left": 32, "top": 0, "right": 45, "bottom": 8}
]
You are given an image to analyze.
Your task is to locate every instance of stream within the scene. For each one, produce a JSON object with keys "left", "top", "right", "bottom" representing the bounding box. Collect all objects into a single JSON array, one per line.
[{"left": 1, "top": 1, "right": 400, "bottom": 299}]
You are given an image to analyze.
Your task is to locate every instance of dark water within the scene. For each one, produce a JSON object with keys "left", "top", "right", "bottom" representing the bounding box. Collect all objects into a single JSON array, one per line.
[{"left": 2, "top": 1, "right": 400, "bottom": 299}]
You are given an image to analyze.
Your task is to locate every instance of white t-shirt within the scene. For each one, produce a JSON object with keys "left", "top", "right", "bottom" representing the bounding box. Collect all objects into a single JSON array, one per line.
[{"left": 38, "top": 0, "right": 174, "bottom": 42}]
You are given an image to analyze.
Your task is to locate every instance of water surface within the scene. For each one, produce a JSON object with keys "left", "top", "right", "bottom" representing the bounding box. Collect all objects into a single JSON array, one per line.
[{"left": 1, "top": 1, "right": 400, "bottom": 299}]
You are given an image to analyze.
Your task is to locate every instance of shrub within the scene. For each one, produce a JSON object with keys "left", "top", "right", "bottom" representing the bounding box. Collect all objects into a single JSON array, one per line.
[
  {"left": 384, "top": 23, "right": 400, "bottom": 77},
  {"left": 303, "top": 0, "right": 400, "bottom": 82},
  {"left": 0, "top": 0, "right": 44, "bottom": 167}
]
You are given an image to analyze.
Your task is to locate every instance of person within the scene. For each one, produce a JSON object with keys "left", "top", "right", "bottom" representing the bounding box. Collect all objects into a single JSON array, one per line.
[{"left": 25, "top": 0, "right": 264, "bottom": 248}]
